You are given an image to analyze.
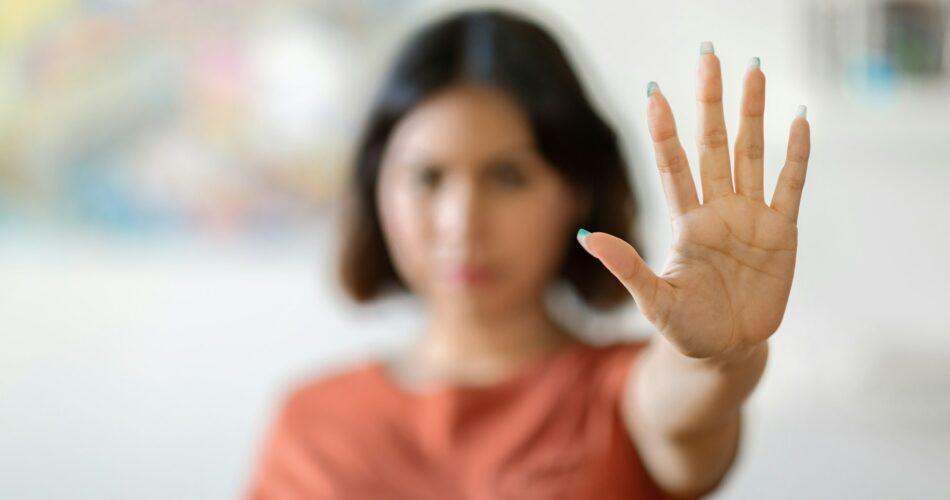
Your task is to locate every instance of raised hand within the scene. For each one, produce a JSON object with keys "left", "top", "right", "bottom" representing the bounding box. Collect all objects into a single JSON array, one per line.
[{"left": 577, "top": 42, "right": 810, "bottom": 360}]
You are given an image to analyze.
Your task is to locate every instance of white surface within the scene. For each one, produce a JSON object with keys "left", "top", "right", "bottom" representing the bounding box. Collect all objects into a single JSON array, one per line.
[
  {"left": 0, "top": 226, "right": 417, "bottom": 499},
  {"left": 4, "top": 0, "right": 950, "bottom": 498},
  {"left": 2, "top": 202, "right": 949, "bottom": 499}
]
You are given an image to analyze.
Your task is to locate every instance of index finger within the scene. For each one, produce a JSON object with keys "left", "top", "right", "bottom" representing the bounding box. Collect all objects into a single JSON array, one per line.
[
  {"left": 646, "top": 82, "right": 700, "bottom": 218},
  {"left": 770, "top": 108, "right": 811, "bottom": 223}
]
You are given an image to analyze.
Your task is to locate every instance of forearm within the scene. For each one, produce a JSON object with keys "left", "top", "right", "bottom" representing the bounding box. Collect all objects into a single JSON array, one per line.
[
  {"left": 622, "top": 334, "right": 768, "bottom": 497},
  {"left": 636, "top": 334, "right": 768, "bottom": 440}
]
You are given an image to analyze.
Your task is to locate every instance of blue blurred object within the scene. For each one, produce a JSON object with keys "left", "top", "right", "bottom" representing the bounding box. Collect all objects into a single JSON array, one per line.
[
  {"left": 847, "top": 54, "right": 898, "bottom": 98},
  {"left": 62, "top": 153, "right": 166, "bottom": 232}
]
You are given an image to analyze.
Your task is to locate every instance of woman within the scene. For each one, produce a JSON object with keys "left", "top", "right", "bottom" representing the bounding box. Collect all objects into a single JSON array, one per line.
[{"left": 246, "top": 8, "right": 810, "bottom": 500}]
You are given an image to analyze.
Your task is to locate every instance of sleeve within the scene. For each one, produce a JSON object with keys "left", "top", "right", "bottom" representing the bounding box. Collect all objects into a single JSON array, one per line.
[
  {"left": 243, "top": 393, "right": 303, "bottom": 500},
  {"left": 601, "top": 340, "right": 704, "bottom": 500},
  {"left": 243, "top": 388, "right": 336, "bottom": 500},
  {"left": 244, "top": 370, "right": 381, "bottom": 500},
  {"left": 599, "top": 340, "right": 650, "bottom": 407}
]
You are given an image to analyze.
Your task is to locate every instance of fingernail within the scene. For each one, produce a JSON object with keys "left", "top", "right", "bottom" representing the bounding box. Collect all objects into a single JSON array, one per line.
[
  {"left": 700, "top": 41, "right": 714, "bottom": 55},
  {"left": 576, "top": 228, "right": 592, "bottom": 252},
  {"left": 748, "top": 56, "right": 760, "bottom": 70},
  {"left": 796, "top": 104, "right": 807, "bottom": 118},
  {"left": 646, "top": 81, "right": 659, "bottom": 97}
]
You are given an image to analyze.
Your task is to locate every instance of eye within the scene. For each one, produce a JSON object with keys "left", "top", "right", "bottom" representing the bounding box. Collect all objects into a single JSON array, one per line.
[
  {"left": 414, "top": 164, "right": 442, "bottom": 189},
  {"left": 489, "top": 162, "right": 527, "bottom": 188}
]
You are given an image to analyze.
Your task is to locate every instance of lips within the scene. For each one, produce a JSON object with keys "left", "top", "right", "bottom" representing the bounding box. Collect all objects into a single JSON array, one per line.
[{"left": 447, "top": 264, "right": 495, "bottom": 286}]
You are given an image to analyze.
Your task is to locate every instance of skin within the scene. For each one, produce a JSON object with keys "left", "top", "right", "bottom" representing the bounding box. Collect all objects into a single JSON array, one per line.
[
  {"left": 376, "top": 83, "right": 588, "bottom": 387},
  {"left": 375, "top": 48, "right": 810, "bottom": 498}
]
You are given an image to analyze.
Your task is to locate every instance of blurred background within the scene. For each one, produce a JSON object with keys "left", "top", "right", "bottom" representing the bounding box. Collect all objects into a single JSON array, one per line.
[{"left": 1, "top": 0, "right": 948, "bottom": 498}]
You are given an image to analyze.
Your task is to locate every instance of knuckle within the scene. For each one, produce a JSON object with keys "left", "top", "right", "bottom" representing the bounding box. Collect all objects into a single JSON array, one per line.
[
  {"left": 738, "top": 142, "right": 764, "bottom": 160},
  {"left": 789, "top": 152, "right": 809, "bottom": 164},
  {"left": 656, "top": 153, "right": 686, "bottom": 174},
  {"left": 780, "top": 173, "right": 805, "bottom": 191},
  {"left": 698, "top": 128, "right": 728, "bottom": 152},
  {"left": 697, "top": 92, "right": 722, "bottom": 105},
  {"left": 707, "top": 170, "right": 732, "bottom": 183},
  {"left": 741, "top": 187, "right": 764, "bottom": 199},
  {"left": 619, "top": 259, "right": 641, "bottom": 283}
]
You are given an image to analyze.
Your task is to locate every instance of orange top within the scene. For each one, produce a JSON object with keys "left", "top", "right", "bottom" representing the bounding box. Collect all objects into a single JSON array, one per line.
[{"left": 246, "top": 341, "right": 687, "bottom": 500}]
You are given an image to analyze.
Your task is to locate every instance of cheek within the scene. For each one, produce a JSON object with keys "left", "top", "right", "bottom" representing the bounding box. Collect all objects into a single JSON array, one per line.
[
  {"left": 377, "top": 182, "right": 433, "bottom": 294},
  {"left": 494, "top": 183, "right": 576, "bottom": 284}
]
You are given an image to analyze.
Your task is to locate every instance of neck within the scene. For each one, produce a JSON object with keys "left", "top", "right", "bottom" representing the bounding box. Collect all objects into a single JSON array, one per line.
[{"left": 409, "top": 296, "right": 577, "bottom": 385}]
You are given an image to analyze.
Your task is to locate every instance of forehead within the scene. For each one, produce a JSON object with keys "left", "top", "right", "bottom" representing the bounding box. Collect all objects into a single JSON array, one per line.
[{"left": 385, "top": 84, "right": 535, "bottom": 163}]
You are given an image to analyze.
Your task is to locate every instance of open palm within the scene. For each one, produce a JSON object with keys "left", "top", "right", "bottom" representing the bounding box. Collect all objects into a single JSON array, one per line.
[{"left": 580, "top": 45, "right": 811, "bottom": 359}]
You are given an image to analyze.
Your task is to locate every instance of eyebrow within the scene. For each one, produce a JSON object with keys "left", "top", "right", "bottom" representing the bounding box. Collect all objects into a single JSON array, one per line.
[{"left": 390, "top": 143, "right": 537, "bottom": 165}]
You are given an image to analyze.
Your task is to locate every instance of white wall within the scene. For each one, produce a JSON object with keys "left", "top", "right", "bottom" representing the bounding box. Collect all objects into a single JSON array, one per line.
[
  {"left": 463, "top": 1, "right": 950, "bottom": 497},
  {"left": 2, "top": 1, "right": 948, "bottom": 499}
]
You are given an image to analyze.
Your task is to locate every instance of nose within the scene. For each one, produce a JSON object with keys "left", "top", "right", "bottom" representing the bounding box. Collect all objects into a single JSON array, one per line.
[{"left": 434, "top": 179, "right": 485, "bottom": 256}]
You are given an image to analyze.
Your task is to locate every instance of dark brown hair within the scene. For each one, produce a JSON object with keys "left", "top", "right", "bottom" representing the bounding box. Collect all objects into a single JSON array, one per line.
[{"left": 339, "top": 8, "right": 643, "bottom": 310}]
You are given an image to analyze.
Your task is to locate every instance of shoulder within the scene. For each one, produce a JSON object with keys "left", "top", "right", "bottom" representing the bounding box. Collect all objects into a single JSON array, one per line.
[
  {"left": 274, "top": 359, "right": 388, "bottom": 428},
  {"left": 585, "top": 339, "right": 651, "bottom": 373},
  {"left": 248, "top": 360, "right": 394, "bottom": 498},
  {"left": 579, "top": 339, "right": 652, "bottom": 403}
]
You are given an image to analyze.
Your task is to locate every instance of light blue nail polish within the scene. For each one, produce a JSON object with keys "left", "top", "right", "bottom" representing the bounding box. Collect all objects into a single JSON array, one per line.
[
  {"left": 796, "top": 104, "right": 807, "bottom": 118},
  {"left": 646, "top": 81, "right": 659, "bottom": 97},
  {"left": 576, "top": 228, "right": 591, "bottom": 250},
  {"left": 700, "top": 41, "right": 714, "bottom": 55},
  {"left": 748, "top": 56, "right": 760, "bottom": 70}
]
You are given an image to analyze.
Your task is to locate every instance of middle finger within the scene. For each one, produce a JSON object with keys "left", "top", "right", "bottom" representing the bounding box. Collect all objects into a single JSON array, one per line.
[
  {"left": 696, "top": 42, "right": 734, "bottom": 201},
  {"left": 734, "top": 58, "right": 766, "bottom": 201}
]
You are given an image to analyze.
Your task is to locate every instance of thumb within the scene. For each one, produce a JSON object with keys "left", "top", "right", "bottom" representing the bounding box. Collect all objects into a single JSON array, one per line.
[{"left": 576, "top": 229, "right": 662, "bottom": 313}]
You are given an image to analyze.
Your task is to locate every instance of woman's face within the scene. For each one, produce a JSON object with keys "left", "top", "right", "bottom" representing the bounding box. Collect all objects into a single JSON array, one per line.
[{"left": 376, "top": 84, "right": 587, "bottom": 317}]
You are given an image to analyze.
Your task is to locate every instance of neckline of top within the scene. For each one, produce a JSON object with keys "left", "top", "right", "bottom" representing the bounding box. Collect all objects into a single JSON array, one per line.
[{"left": 367, "top": 341, "right": 595, "bottom": 400}]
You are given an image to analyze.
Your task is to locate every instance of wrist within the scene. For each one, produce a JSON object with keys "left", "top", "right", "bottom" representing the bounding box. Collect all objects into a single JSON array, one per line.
[
  {"left": 659, "top": 334, "right": 769, "bottom": 372},
  {"left": 701, "top": 340, "right": 769, "bottom": 370}
]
